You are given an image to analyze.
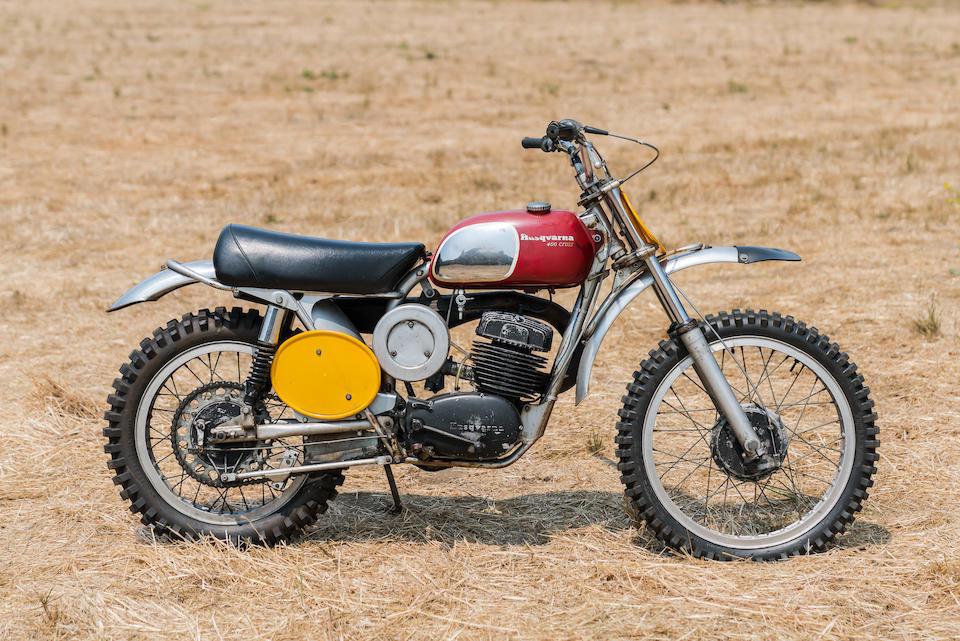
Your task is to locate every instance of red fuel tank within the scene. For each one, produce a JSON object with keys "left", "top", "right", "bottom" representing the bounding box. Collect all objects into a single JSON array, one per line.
[{"left": 429, "top": 206, "right": 597, "bottom": 289}]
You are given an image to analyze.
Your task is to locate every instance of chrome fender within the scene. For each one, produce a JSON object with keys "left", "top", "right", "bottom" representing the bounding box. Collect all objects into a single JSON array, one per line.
[
  {"left": 107, "top": 260, "right": 217, "bottom": 312},
  {"left": 574, "top": 245, "right": 800, "bottom": 405},
  {"left": 107, "top": 260, "right": 363, "bottom": 339}
]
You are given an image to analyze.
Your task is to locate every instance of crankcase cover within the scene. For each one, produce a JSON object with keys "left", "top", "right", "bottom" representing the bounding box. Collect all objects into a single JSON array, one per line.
[
  {"left": 271, "top": 330, "right": 380, "bottom": 420},
  {"left": 404, "top": 392, "right": 522, "bottom": 461},
  {"left": 372, "top": 303, "right": 450, "bottom": 381}
]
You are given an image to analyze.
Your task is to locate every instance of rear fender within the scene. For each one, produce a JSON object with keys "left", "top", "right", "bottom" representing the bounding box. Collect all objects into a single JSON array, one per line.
[
  {"left": 574, "top": 245, "right": 800, "bottom": 404},
  {"left": 107, "top": 260, "right": 361, "bottom": 337},
  {"left": 107, "top": 260, "right": 218, "bottom": 312}
]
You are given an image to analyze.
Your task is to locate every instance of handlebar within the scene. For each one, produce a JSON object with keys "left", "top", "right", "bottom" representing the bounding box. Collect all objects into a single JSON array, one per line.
[
  {"left": 519, "top": 118, "right": 661, "bottom": 193},
  {"left": 521, "top": 119, "right": 610, "bottom": 152}
]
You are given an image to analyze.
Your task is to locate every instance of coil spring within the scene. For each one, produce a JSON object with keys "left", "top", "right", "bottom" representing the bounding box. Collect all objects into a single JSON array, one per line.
[{"left": 243, "top": 343, "right": 277, "bottom": 406}]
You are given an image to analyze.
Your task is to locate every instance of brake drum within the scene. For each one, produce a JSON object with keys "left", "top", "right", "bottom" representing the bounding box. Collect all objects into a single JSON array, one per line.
[{"left": 270, "top": 330, "right": 381, "bottom": 420}]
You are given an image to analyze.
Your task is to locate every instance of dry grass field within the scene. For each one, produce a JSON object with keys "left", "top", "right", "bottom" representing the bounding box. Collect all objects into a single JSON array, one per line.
[{"left": 1, "top": 0, "right": 959, "bottom": 638}]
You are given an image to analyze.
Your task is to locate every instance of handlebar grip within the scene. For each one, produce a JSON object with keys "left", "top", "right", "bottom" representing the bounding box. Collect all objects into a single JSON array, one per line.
[
  {"left": 521, "top": 136, "right": 555, "bottom": 152},
  {"left": 522, "top": 136, "right": 545, "bottom": 149}
]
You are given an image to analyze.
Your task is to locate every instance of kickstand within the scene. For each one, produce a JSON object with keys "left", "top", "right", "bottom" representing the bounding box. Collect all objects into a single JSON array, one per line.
[{"left": 383, "top": 464, "right": 403, "bottom": 514}]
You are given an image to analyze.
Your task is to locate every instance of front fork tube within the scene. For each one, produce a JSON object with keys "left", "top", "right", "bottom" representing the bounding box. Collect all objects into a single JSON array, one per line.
[{"left": 643, "top": 253, "right": 765, "bottom": 458}]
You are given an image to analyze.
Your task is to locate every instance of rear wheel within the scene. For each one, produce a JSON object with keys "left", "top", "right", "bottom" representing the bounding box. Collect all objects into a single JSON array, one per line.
[
  {"left": 616, "top": 310, "right": 878, "bottom": 560},
  {"left": 104, "top": 307, "right": 344, "bottom": 545}
]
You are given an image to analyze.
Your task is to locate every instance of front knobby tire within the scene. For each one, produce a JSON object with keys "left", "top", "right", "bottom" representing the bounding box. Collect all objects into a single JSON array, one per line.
[
  {"left": 104, "top": 307, "right": 344, "bottom": 545},
  {"left": 616, "top": 309, "right": 879, "bottom": 560}
]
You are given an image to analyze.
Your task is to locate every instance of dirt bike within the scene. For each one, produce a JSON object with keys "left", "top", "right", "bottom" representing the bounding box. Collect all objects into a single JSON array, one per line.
[{"left": 104, "top": 119, "right": 878, "bottom": 560}]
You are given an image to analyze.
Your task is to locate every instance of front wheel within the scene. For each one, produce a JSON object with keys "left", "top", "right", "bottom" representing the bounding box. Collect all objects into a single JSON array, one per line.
[{"left": 616, "top": 309, "right": 878, "bottom": 560}]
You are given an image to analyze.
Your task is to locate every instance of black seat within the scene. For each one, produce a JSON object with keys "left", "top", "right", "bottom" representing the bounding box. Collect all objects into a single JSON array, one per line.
[{"left": 213, "top": 224, "right": 426, "bottom": 294}]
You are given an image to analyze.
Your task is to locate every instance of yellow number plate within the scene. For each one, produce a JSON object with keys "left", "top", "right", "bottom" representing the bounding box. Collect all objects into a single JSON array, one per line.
[{"left": 270, "top": 330, "right": 381, "bottom": 420}]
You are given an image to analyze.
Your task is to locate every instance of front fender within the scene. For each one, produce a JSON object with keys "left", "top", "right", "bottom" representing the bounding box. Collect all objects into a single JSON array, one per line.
[
  {"left": 574, "top": 245, "right": 800, "bottom": 404},
  {"left": 107, "top": 260, "right": 216, "bottom": 312}
]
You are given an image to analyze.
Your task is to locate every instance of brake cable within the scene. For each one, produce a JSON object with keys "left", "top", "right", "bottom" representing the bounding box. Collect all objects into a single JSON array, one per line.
[{"left": 586, "top": 128, "right": 661, "bottom": 185}]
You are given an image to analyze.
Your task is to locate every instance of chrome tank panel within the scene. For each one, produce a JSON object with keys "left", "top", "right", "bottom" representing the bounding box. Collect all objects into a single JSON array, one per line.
[{"left": 431, "top": 222, "right": 519, "bottom": 284}]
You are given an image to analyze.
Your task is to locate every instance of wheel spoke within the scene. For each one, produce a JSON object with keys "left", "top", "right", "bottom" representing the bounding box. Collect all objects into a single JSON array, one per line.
[
  {"left": 783, "top": 439, "right": 842, "bottom": 467},
  {"left": 780, "top": 463, "right": 837, "bottom": 487},
  {"left": 667, "top": 460, "right": 713, "bottom": 496},
  {"left": 785, "top": 429, "right": 842, "bottom": 456},
  {"left": 661, "top": 398, "right": 712, "bottom": 436},
  {"left": 237, "top": 486, "right": 251, "bottom": 511},
  {"left": 211, "top": 351, "right": 225, "bottom": 381},
  {"left": 777, "top": 398, "right": 833, "bottom": 410},
  {"left": 664, "top": 447, "right": 713, "bottom": 483},
  {"left": 704, "top": 452, "right": 713, "bottom": 512},
  {"left": 183, "top": 362, "right": 207, "bottom": 386},
  {"left": 159, "top": 384, "right": 182, "bottom": 402},
  {"left": 757, "top": 348, "right": 782, "bottom": 409},
  {"left": 740, "top": 346, "right": 753, "bottom": 402},
  {"left": 794, "top": 418, "right": 841, "bottom": 436},
  {"left": 657, "top": 408, "right": 718, "bottom": 415}
]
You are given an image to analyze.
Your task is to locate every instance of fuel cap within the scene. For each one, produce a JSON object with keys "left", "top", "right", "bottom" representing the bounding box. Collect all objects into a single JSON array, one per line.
[{"left": 526, "top": 201, "right": 551, "bottom": 214}]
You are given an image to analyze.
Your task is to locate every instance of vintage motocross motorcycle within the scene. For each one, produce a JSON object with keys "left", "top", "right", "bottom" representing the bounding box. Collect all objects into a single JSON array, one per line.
[{"left": 104, "top": 119, "right": 878, "bottom": 560}]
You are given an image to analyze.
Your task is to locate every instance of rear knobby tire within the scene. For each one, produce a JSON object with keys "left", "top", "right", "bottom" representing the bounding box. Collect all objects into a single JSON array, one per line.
[
  {"left": 104, "top": 307, "right": 344, "bottom": 545},
  {"left": 616, "top": 309, "right": 879, "bottom": 560}
]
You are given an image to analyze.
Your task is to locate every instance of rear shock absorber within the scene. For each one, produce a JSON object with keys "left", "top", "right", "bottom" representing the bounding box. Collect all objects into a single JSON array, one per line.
[
  {"left": 243, "top": 343, "right": 277, "bottom": 407},
  {"left": 242, "top": 306, "right": 288, "bottom": 409}
]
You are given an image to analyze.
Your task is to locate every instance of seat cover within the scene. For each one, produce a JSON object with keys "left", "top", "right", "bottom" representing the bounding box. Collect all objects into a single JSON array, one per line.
[{"left": 213, "top": 224, "right": 425, "bottom": 294}]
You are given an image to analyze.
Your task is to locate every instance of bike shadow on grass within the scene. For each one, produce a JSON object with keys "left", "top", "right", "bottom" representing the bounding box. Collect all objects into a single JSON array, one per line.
[
  {"left": 306, "top": 489, "right": 656, "bottom": 549},
  {"left": 303, "top": 489, "right": 891, "bottom": 552}
]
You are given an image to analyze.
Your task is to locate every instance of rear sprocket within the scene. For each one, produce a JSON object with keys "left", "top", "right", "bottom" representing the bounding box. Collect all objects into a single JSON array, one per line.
[{"left": 169, "top": 383, "right": 296, "bottom": 488}]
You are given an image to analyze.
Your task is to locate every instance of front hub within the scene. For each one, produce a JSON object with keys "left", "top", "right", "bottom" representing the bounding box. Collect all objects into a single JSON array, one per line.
[{"left": 711, "top": 404, "right": 788, "bottom": 481}]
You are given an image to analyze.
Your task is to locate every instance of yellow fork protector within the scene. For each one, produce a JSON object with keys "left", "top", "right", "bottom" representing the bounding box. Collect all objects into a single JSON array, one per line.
[
  {"left": 270, "top": 330, "right": 381, "bottom": 420},
  {"left": 620, "top": 188, "right": 666, "bottom": 254}
]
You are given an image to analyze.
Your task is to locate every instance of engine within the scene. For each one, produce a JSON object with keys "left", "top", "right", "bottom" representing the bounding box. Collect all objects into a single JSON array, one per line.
[
  {"left": 399, "top": 312, "right": 554, "bottom": 462},
  {"left": 470, "top": 311, "right": 552, "bottom": 402}
]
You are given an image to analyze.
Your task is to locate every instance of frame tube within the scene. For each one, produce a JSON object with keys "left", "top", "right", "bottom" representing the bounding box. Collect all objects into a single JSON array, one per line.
[{"left": 223, "top": 455, "right": 392, "bottom": 482}]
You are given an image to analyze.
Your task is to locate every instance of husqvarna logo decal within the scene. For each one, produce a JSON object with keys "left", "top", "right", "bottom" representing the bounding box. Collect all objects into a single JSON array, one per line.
[{"left": 520, "top": 232, "right": 575, "bottom": 247}]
